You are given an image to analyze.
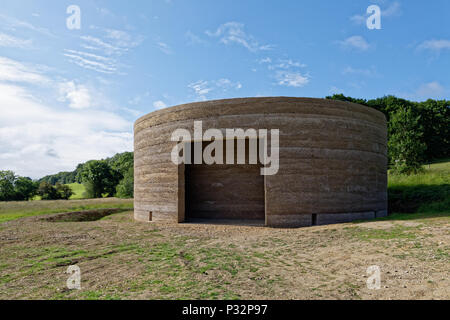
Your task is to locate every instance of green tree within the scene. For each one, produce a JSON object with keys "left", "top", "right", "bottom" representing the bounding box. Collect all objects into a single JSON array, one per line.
[
  {"left": 78, "top": 160, "right": 120, "bottom": 198},
  {"left": 37, "top": 182, "right": 73, "bottom": 200},
  {"left": 418, "top": 99, "right": 450, "bottom": 161},
  {"left": 14, "top": 177, "right": 37, "bottom": 201},
  {"left": 55, "top": 183, "right": 74, "bottom": 200},
  {"left": 388, "top": 107, "right": 427, "bottom": 174},
  {"left": 0, "top": 171, "right": 38, "bottom": 201},
  {"left": 116, "top": 167, "right": 134, "bottom": 198},
  {"left": 0, "top": 171, "right": 16, "bottom": 201},
  {"left": 108, "top": 152, "right": 134, "bottom": 177},
  {"left": 37, "top": 182, "right": 59, "bottom": 200}
]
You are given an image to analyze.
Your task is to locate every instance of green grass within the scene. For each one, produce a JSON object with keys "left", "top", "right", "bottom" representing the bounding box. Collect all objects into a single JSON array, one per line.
[
  {"left": 347, "top": 225, "right": 418, "bottom": 241},
  {"left": 388, "top": 160, "right": 450, "bottom": 214},
  {"left": 0, "top": 198, "right": 133, "bottom": 223},
  {"left": 67, "top": 183, "right": 86, "bottom": 200}
]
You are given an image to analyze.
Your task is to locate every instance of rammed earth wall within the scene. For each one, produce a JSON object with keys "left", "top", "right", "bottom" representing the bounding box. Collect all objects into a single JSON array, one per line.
[{"left": 134, "top": 97, "right": 388, "bottom": 227}]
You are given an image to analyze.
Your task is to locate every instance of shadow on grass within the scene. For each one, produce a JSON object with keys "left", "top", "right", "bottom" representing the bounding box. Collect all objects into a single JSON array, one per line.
[
  {"left": 388, "top": 184, "right": 450, "bottom": 213},
  {"left": 380, "top": 211, "right": 449, "bottom": 222},
  {"left": 43, "top": 208, "right": 129, "bottom": 222}
]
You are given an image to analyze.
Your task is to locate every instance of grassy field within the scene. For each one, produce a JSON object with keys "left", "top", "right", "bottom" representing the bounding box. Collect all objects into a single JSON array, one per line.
[
  {"left": 0, "top": 210, "right": 448, "bottom": 300},
  {"left": 67, "top": 183, "right": 86, "bottom": 200},
  {"left": 0, "top": 161, "right": 448, "bottom": 300},
  {"left": 0, "top": 198, "right": 133, "bottom": 223},
  {"left": 388, "top": 160, "right": 449, "bottom": 214}
]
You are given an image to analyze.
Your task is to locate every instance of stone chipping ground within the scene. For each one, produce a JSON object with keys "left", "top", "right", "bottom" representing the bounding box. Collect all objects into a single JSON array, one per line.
[{"left": 0, "top": 211, "right": 448, "bottom": 300}]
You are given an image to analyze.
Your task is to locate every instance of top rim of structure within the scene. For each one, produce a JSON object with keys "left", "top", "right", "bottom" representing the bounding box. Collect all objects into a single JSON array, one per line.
[{"left": 134, "top": 96, "right": 385, "bottom": 126}]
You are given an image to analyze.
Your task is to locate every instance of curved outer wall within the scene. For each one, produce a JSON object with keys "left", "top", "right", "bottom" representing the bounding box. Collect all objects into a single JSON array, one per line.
[{"left": 134, "top": 97, "right": 388, "bottom": 227}]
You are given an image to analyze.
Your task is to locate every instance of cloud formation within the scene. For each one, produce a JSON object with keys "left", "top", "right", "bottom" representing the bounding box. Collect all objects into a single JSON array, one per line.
[
  {"left": 188, "top": 78, "right": 242, "bottom": 100},
  {"left": 59, "top": 81, "right": 92, "bottom": 109},
  {"left": 0, "top": 56, "right": 132, "bottom": 178},
  {"left": 63, "top": 49, "right": 118, "bottom": 74},
  {"left": 156, "top": 42, "right": 173, "bottom": 55},
  {"left": 0, "top": 32, "right": 32, "bottom": 48},
  {"left": 342, "top": 66, "right": 380, "bottom": 78},
  {"left": 336, "top": 36, "right": 370, "bottom": 51},
  {"left": 153, "top": 100, "right": 168, "bottom": 109},
  {"left": 275, "top": 71, "right": 309, "bottom": 87},
  {"left": 418, "top": 39, "right": 450, "bottom": 53},
  {"left": 206, "top": 22, "right": 273, "bottom": 52},
  {"left": 259, "top": 56, "right": 310, "bottom": 88},
  {"left": 0, "top": 57, "right": 49, "bottom": 84},
  {"left": 398, "top": 81, "right": 447, "bottom": 101},
  {"left": 64, "top": 28, "right": 143, "bottom": 74}
]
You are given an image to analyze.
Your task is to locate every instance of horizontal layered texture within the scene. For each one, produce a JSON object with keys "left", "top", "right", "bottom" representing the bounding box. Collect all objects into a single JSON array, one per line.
[{"left": 134, "top": 97, "right": 388, "bottom": 227}]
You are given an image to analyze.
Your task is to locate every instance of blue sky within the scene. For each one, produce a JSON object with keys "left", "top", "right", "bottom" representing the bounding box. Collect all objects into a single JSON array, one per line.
[{"left": 0, "top": 0, "right": 449, "bottom": 178}]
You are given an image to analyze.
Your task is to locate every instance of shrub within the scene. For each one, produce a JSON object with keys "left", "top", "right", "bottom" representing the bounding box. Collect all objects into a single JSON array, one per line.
[
  {"left": 116, "top": 167, "right": 134, "bottom": 199},
  {"left": 37, "top": 182, "right": 73, "bottom": 200},
  {"left": 388, "top": 107, "right": 427, "bottom": 174}
]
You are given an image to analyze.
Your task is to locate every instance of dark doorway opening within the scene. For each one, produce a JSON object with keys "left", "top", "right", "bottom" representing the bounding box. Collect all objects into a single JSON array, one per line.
[{"left": 184, "top": 139, "right": 265, "bottom": 223}]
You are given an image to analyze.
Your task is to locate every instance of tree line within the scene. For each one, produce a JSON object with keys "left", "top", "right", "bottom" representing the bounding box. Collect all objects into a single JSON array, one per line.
[
  {"left": 1, "top": 152, "right": 134, "bottom": 202},
  {"left": 0, "top": 171, "right": 73, "bottom": 201},
  {"left": 326, "top": 95, "right": 449, "bottom": 174}
]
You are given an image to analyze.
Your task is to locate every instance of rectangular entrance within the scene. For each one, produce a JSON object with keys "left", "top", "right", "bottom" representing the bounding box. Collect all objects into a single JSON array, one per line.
[{"left": 184, "top": 139, "right": 265, "bottom": 222}]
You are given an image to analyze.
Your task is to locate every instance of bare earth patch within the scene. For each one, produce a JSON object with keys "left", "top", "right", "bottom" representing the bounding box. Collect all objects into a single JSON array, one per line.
[{"left": 0, "top": 211, "right": 448, "bottom": 300}]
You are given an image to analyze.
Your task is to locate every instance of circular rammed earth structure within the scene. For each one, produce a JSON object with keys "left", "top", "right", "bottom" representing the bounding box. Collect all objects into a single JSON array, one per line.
[{"left": 134, "top": 97, "right": 388, "bottom": 228}]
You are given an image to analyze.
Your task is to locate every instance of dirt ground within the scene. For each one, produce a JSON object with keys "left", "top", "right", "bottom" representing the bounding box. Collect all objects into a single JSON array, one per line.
[{"left": 0, "top": 211, "right": 448, "bottom": 300}]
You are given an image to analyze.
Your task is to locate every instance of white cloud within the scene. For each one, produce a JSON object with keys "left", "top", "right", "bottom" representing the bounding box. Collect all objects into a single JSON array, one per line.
[
  {"left": 278, "top": 59, "right": 306, "bottom": 69},
  {"left": 128, "top": 91, "right": 150, "bottom": 106},
  {"left": 342, "top": 66, "right": 379, "bottom": 77},
  {"left": 80, "top": 35, "right": 124, "bottom": 56},
  {"left": 122, "top": 107, "right": 142, "bottom": 117},
  {"left": 215, "top": 78, "right": 242, "bottom": 90},
  {"left": 188, "top": 80, "right": 213, "bottom": 99},
  {"left": 0, "top": 14, "right": 55, "bottom": 37},
  {"left": 418, "top": 39, "right": 450, "bottom": 53},
  {"left": 269, "top": 59, "right": 307, "bottom": 70},
  {"left": 398, "top": 81, "right": 447, "bottom": 100},
  {"left": 258, "top": 57, "right": 272, "bottom": 64},
  {"left": 153, "top": 100, "right": 168, "bottom": 109},
  {"left": 79, "top": 29, "right": 143, "bottom": 57},
  {"left": 206, "top": 22, "right": 273, "bottom": 52},
  {"left": 383, "top": 1, "right": 401, "bottom": 17},
  {"left": 156, "top": 42, "right": 173, "bottom": 55},
  {"left": 0, "top": 56, "right": 49, "bottom": 84},
  {"left": 104, "top": 28, "right": 144, "bottom": 49},
  {"left": 275, "top": 71, "right": 310, "bottom": 87},
  {"left": 59, "top": 81, "right": 92, "bottom": 109},
  {"left": 0, "top": 32, "right": 32, "bottom": 48},
  {"left": 65, "top": 28, "right": 143, "bottom": 73},
  {"left": 0, "top": 83, "right": 131, "bottom": 178},
  {"left": 261, "top": 56, "right": 310, "bottom": 87},
  {"left": 336, "top": 36, "right": 370, "bottom": 51},
  {"left": 63, "top": 49, "right": 118, "bottom": 74},
  {"left": 97, "top": 7, "right": 114, "bottom": 17},
  {"left": 188, "top": 78, "right": 242, "bottom": 100},
  {"left": 186, "top": 31, "right": 206, "bottom": 45},
  {"left": 416, "top": 82, "right": 445, "bottom": 97},
  {"left": 0, "top": 56, "right": 132, "bottom": 177},
  {"left": 350, "top": 14, "right": 366, "bottom": 25}
]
